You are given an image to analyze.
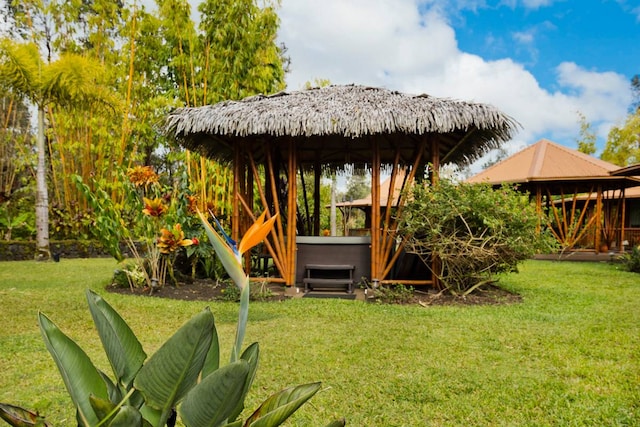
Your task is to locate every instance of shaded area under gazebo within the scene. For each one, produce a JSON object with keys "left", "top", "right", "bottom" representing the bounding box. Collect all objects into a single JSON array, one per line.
[
  {"left": 165, "top": 84, "right": 519, "bottom": 287},
  {"left": 468, "top": 139, "right": 640, "bottom": 252}
]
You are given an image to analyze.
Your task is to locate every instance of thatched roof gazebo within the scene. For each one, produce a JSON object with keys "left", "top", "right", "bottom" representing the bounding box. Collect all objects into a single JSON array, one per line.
[{"left": 166, "top": 84, "right": 519, "bottom": 287}]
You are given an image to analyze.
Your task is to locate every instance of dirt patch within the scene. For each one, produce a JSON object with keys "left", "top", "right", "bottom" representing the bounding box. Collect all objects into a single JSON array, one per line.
[
  {"left": 107, "top": 279, "right": 521, "bottom": 306},
  {"left": 107, "top": 279, "right": 290, "bottom": 302},
  {"left": 409, "top": 285, "right": 522, "bottom": 306}
]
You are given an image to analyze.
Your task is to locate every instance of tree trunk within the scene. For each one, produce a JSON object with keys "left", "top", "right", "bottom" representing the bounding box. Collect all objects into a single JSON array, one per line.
[{"left": 35, "top": 106, "right": 50, "bottom": 260}]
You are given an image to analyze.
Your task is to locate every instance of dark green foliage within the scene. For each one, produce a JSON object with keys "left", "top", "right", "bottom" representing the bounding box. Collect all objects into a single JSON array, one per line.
[
  {"left": 401, "top": 180, "right": 557, "bottom": 294},
  {"left": 219, "top": 282, "right": 241, "bottom": 302},
  {"left": 622, "top": 246, "right": 640, "bottom": 273},
  {"left": 372, "top": 284, "right": 415, "bottom": 304}
]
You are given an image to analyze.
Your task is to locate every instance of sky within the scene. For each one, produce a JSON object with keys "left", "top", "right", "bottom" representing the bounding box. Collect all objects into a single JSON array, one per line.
[{"left": 276, "top": 0, "right": 640, "bottom": 168}]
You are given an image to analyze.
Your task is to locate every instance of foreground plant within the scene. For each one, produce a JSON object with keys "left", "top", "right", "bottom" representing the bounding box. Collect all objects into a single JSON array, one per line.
[{"left": 0, "top": 212, "right": 344, "bottom": 427}]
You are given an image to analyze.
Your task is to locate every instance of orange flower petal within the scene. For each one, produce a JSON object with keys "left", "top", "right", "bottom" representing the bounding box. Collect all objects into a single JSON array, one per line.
[{"left": 238, "top": 212, "right": 277, "bottom": 255}]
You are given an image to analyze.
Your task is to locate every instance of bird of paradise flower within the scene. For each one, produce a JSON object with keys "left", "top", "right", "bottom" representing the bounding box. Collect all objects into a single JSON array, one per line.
[{"left": 198, "top": 209, "right": 277, "bottom": 361}]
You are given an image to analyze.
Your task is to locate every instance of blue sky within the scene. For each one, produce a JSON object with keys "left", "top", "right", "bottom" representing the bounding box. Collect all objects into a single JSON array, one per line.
[
  {"left": 277, "top": 0, "right": 639, "bottom": 168},
  {"left": 452, "top": 1, "right": 639, "bottom": 93}
]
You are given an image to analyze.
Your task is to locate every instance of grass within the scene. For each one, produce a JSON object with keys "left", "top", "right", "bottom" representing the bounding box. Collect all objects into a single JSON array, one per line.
[{"left": 0, "top": 258, "right": 639, "bottom": 426}]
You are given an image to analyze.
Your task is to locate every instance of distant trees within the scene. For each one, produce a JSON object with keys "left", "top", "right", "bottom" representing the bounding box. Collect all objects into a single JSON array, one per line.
[
  {"left": 0, "top": 39, "right": 116, "bottom": 258},
  {"left": 600, "top": 75, "right": 640, "bottom": 166},
  {"left": 576, "top": 112, "right": 597, "bottom": 155},
  {"left": 0, "top": 0, "right": 289, "bottom": 256}
]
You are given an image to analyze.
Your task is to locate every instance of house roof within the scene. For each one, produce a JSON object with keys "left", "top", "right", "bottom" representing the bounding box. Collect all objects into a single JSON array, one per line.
[
  {"left": 611, "top": 163, "right": 640, "bottom": 176},
  {"left": 164, "top": 84, "right": 520, "bottom": 169},
  {"left": 467, "top": 139, "right": 640, "bottom": 193},
  {"left": 335, "top": 171, "right": 407, "bottom": 209}
]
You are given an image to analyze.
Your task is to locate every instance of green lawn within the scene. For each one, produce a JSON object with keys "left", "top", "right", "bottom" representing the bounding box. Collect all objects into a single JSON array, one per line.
[{"left": 0, "top": 258, "right": 638, "bottom": 426}]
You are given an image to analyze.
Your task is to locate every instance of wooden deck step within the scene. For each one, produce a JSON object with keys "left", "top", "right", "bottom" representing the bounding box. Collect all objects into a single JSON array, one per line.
[{"left": 304, "top": 264, "right": 356, "bottom": 293}]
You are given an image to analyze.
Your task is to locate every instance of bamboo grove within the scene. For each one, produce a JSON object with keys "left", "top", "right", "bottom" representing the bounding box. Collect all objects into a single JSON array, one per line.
[{"left": 0, "top": 0, "right": 287, "bottom": 250}]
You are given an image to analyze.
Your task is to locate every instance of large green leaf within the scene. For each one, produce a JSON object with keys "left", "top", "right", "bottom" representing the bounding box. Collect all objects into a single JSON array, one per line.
[
  {"left": 226, "top": 342, "right": 260, "bottom": 422},
  {"left": 178, "top": 361, "right": 250, "bottom": 427},
  {"left": 86, "top": 290, "right": 146, "bottom": 387},
  {"left": 98, "top": 370, "right": 122, "bottom": 405},
  {"left": 244, "top": 383, "right": 322, "bottom": 427},
  {"left": 199, "top": 211, "right": 245, "bottom": 287},
  {"left": 38, "top": 312, "right": 109, "bottom": 427},
  {"left": 107, "top": 406, "right": 143, "bottom": 427},
  {"left": 200, "top": 316, "right": 220, "bottom": 379},
  {"left": 88, "top": 395, "right": 116, "bottom": 424},
  {"left": 231, "top": 280, "right": 250, "bottom": 363},
  {"left": 0, "top": 402, "right": 52, "bottom": 427},
  {"left": 134, "top": 308, "right": 214, "bottom": 426}
]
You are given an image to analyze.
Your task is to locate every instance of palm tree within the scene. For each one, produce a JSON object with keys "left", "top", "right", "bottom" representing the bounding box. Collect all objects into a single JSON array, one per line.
[{"left": 0, "top": 38, "right": 116, "bottom": 259}]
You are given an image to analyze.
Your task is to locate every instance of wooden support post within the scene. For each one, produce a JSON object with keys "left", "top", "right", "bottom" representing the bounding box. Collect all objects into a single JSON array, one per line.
[
  {"left": 286, "top": 139, "right": 298, "bottom": 286},
  {"left": 232, "top": 145, "right": 241, "bottom": 243},
  {"left": 430, "top": 137, "right": 441, "bottom": 290},
  {"left": 535, "top": 186, "right": 542, "bottom": 234},
  {"left": 595, "top": 185, "right": 602, "bottom": 253},
  {"left": 266, "top": 149, "right": 287, "bottom": 264},
  {"left": 620, "top": 188, "right": 626, "bottom": 253},
  {"left": 314, "top": 157, "right": 321, "bottom": 235},
  {"left": 371, "top": 139, "right": 381, "bottom": 283}
]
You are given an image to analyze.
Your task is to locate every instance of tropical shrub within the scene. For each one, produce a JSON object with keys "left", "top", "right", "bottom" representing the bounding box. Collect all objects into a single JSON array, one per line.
[
  {"left": 372, "top": 284, "right": 415, "bottom": 304},
  {"left": 622, "top": 245, "right": 640, "bottom": 273},
  {"left": 0, "top": 212, "right": 344, "bottom": 427},
  {"left": 400, "top": 180, "right": 557, "bottom": 294}
]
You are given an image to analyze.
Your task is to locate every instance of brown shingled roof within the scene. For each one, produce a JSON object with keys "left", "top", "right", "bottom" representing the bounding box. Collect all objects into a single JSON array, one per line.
[{"left": 468, "top": 139, "right": 619, "bottom": 185}]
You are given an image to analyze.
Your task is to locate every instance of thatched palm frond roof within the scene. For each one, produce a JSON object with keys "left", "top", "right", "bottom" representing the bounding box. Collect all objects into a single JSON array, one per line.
[{"left": 165, "top": 84, "right": 520, "bottom": 168}]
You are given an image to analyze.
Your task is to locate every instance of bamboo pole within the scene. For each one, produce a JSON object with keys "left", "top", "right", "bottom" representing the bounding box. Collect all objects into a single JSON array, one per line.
[
  {"left": 266, "top": 148, "right": 288, "bottom": 272},
  {"left": 572, "top": 190, "right": 593, "bottom": 245},
  {"left": 547, "top": 188, "right": 565, "bottom": 242},
  {"left": 243, "top": 153, "right": 255, "bottom": 273},
  {"left": 380, "top": 140, "right": 425, "bottom": 275},
  {"left": 430, "top": 137, "right": 441, "bottom": 290},
  {"left": 238, "top": 193, "right": 285, "bottom": 277},
  {"left": 246, "top": 150, "right": 287, "bottom": 275},
  {"left": 286, "top": 139, "right": 298, "bottom": 286},
  {"left": 595, "top": 185, "right": 603, "bottom": 252},
  {"left": 371, "top": 139, "right": 381, "bottom": 282},
  {"left": 620, "top": 189, "right": 626, "bottom": 253},
  {"left": 200, "top": 155, "right": 207, "bottom": 215},
  {"left": 115, "top": 4, "right": 137, "bottom": 190},
  {"left": 535, "top": 186, "right": 542, "bottom": 234},
  {"left": 381, "top": 234, "right": 410, "bottom": 279},
  {"left": 560, "top": 188, "right": 568, "bottom": 239},
  {"left": 314, "top": 157, "right": 321, "bottom": 235},
  {"left": 232, "top": 145, "right": 241, "bottom": 243},
  {"left": 299, "top": 163, "right": 311, "bottom": 235}
]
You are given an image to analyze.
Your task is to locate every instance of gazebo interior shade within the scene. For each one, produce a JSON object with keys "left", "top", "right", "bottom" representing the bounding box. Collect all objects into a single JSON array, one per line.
[{"left": 165, "top": 84, "right": 520, "bottom": 169}]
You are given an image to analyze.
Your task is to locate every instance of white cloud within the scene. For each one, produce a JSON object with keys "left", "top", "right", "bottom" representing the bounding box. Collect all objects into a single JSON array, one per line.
[
  {"left": 278, "top": 0, "right": 631, "bottom": 153},
  {"left": 512, "top": 30, "right": 535, "bottom": 44}
]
